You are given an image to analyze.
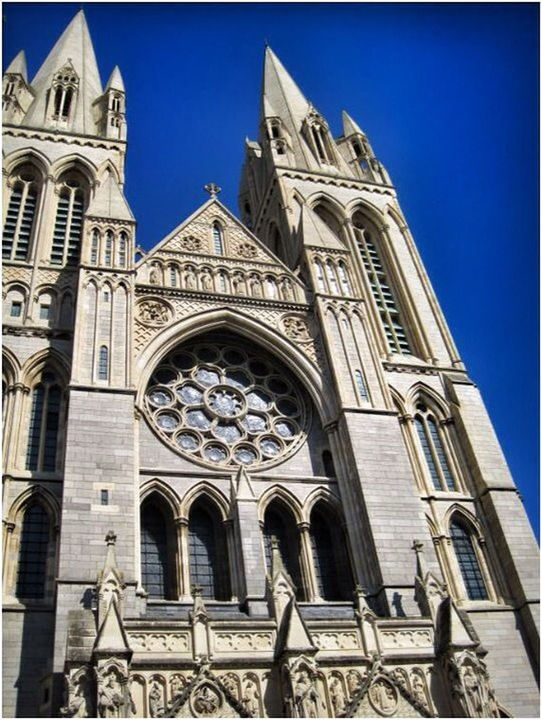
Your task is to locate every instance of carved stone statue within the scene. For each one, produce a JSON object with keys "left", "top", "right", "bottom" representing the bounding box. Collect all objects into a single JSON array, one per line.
[
  {"left": 170, "top": 674, "right": 185, "bottom": 699},
  {"left": 293, "top": 671, "right": 318, "bottom": 718},
  {"left": 232, "top": 273, "right": 246, "bottom": 295},
  {"left": 329, "top": 676, "right": 345, "bottom": 716},
  {"left": 138, "top": 300, "right": 169, "bottom": 325},
  {"left": 281, "top": 278, "right": 293, "bottom": 300},
  {"left": 251, "top": 277, "right": 262, "bottom": 297},
  {"left": 149, "top": 267, "right": 160, "bottom": 285},
  {"left": 411, "top": 673, "right": 427, "bottom": 706},
  {"left": 368, "top": 678, "right": 398, "bottom": 715},
  {"left": 61, "top": 671, "right": 92, "bottom": 717},
  {"left": 201, "top": 272, "right": 213, "bottom": 291},
  {"left": 242, "top": 679, "right": 260, "bottom": 716},
  {"left": 97, "top": 670, "right": 123, "bottom": 718},
  {"left": 192, "top": 684, "right": 221, "bottom": 715},
  {"left": 184, "top": 270, "right": 197, "bottom": 290},
  {"left": 148, "top": 681, "right": 163, "bottom": 718}
]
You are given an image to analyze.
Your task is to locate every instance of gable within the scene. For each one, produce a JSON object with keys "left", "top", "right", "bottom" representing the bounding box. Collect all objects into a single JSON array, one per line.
[{"left": 135, "top": 199, "right": 307, "bottom": 303}]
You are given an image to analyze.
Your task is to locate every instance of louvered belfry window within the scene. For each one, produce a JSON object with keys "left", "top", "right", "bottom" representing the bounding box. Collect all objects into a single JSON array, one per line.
[
  {"left": 354, "top": 221, "right": 411, "bottom": 354},
  {"left": 450, "top": 520, "right": 488, "bottom": 600},
  {"left": 50, "top": 176, "right": 85, "bottom": 266},
  {"left": 2, "top": 169, "right": 40, "bottom": 261},
  {"left": 16, "top": 503, "right": 50, "bottom": 600}
]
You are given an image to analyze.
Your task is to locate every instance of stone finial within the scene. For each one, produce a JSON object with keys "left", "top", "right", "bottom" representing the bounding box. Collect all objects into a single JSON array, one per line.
[
  {"left": 105, "top": 530, "right": 117, "bottom": 546},
  {"left": 204, "top": 182, "right": 221, "bottom": 199},
  {"left": 412, "top": 539, "right": 427, "bottom": 577}
]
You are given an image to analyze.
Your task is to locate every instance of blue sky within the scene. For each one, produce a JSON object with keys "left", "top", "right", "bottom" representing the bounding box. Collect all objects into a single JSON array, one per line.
[{"left": 3, "top": 2, "right": 539, "bottom": 537}]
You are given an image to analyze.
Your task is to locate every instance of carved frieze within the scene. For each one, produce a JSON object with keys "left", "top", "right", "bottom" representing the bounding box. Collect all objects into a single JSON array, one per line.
[
  {"left": 128, "top": 632, "right": 191, "bottom": 653},
  {"left": 312, "top": 631, "right": 360, "bottom": 651},
  {"left": 136, "top": 297, "right": 174, "bottom": 326},
  {"left": 214, "top": 631, "right": 274, "bottom": 652},
  {"left": 380, "top": 629, "right": 433, "bottom": 650}
]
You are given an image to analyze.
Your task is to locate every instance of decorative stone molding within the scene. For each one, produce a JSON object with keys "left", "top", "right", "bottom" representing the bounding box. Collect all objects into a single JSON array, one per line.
[
  {"left": 280, "top": 314, "right": 312, "bottom": 343},
  {"left": 312, "top": 631, "right": 360, "bottom": 651},
  {"left": 380, "top": 629, "right": 433, "bottom": 650},
  {"left": 136, "top": 297, "right": 173, "bottom": 326},
  {"left": 128, "top": 632, "right": 191, "bottom": 653},
  {"left": 213, "top": 632, "right": 274, "bottom": 653}
]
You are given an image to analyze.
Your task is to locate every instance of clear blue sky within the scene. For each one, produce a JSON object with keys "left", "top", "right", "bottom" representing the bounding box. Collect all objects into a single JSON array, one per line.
[{"left": 3, "top": 2, "right": 539, "bottom": 538}]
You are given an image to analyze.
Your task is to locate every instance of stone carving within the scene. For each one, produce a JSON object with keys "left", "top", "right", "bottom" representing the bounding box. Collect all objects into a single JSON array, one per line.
[
  {"left": 180, "top": 235, "right": 203, "bottom": 252},
  {"left": 242, "top": 676, "right": 260, "bottom": 716},
  {"left": 137, "top": 299, "right": 172, "bottom": 326},
  {"left": 97, "top": 666, "right": 125, "bottom": 718},
  {"left": 346, "top": 670, "right": 362, "bottom": 696},
  {"left": 191, "top": 683, "right": 222, "bottom": 716},
  {"left": 380, "top": 629, "right": 432, "bottom": 648},
  {"left": 446, "top": 654, "right": 500, "bottom": 718},
  {"left": 329, "top": 675, "right": 346, "bottom": 716},
  {"left": 129, "top": 632, "right": 190, "bottom": 652},
  {"left": 237, "top": 242, "right": 257, "bottom": 259},
  {"left": 367, "top": 678, "right": 398, "bottom": 716},
  {"left": 148, "top": 680, "right": 164, "bottom": 718},
  {"left": 200, "top": 271, "right": 213, "bottom": 291},
  {"left": 220, "top": 673, "right": 240, "bottom": 700},
  {"left": 281, "top": 314, "right": 311, "bottom": 342},
  {"left": 293, "top": 670, "right": 318, "bottom": 718},
  {"left": 410, "top": 670, "right": 428, "bottom": 708},
  {"left": 312, "top": 631, "right": 359, "bottom": 650},
  {"left": 232, "top": 273, "right": 246, "bottom": 295},
  {"left": 184, "top": 268, "right": 197, "bottom": 290},
  {"left": 149, "top": 266, "right": 160, "bottom": 285},
  {"left": 214, "top": 631, "right": 273, "bottom": 652},
  {"left": 61, "top": 668, "right": 93, "bottom": 718},
  {"left": 250, "top": 276, "right": 262, "bottom": 297},
  {"left": 280, "top": 278, "right": 294, "bottom": 301},
  {"left": 170, "top": 673, "right": 187, "bottom": 699}
]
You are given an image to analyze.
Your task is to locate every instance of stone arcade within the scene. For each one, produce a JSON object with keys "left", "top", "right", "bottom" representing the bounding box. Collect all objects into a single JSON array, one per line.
[{"left": 2, "top": 10, "right": 539, "bottom": 718}]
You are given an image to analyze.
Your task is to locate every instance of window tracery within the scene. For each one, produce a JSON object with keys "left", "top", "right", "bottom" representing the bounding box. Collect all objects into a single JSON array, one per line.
[
  {"left": 49, "top": 64, "right": 79, "bottom": 123},
  {"left": 352, "top": 214, "right": 411, "bottom": 354},
  {"left": 50, "top": 172, "right": 87, "bottom": 266},
  {"left": 414, "top": 403, "right": 456, "bottom": 491},
  {"left": 25, "top": 369, "right": 62, "bottom": 472},
  {"left": 2, "top": 164, "right": 40, "bottom": 261},
  {"left": 450, "top": 517, "right": 488, "bottom": 601},
  {"left": 188, "top": 499, "right": 230, "bottom": 600},
  {"left": 144, "top": 336, "right": 309, "bottom": 469}
]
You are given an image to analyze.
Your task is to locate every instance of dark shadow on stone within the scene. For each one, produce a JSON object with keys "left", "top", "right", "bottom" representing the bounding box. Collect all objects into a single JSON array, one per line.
[{"left": 391, "top": 591, "right": 406, "bottom": 617}]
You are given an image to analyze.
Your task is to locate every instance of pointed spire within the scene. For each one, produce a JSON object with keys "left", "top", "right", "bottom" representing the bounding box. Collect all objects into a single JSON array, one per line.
[
  {"left": 86, "top": 173, "right": 135, "bottom": 222},
  {"left": 24, "top": 9, "right": 102, "bottom": 134},
  {"left": 4, "top": 50, "right": 27, "bottom": 81},
  {"left": 342, "top": 110, "right": 366, "bottom": 137},
  {"left": 277, "top": 595, "right": 316, "bottom": 656},
  {"left": 93, "top": 597, "right": 131, "bottom": 655},
  {"left": 260, "top": 46, "right": 310, "bottom": 129},
  {"left": 105, "top": 65, "right": 125, "bottom": 92}
]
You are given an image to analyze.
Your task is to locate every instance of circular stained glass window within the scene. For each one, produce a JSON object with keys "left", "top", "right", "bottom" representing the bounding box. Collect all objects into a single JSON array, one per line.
[{"left": 144, "top": 337, "right": 309, "bottom": 469}]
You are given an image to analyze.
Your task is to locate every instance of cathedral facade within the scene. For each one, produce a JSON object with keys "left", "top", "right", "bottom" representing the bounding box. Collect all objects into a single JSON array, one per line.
[{"left": 2, "top": 11, "right": 539, "bottom": 719}]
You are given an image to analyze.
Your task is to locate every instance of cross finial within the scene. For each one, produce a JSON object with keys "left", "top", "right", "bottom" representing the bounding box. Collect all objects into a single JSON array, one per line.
[
  {"left": 204, "top": 182, "right": 221, "bottom": 199},
  {"left": 191, "top": 584, "right": 203, "bottom": 596},
  {"left": 105, "top": 530, "right": 117, "bottom": 546}
]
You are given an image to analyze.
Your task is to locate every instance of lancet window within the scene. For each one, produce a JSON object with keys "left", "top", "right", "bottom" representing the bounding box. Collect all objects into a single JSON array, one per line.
[
  {"left": 50, "top": 172, "right": 87, "bottom": 266},
  {"left": 49, "top": 64, "right": 79, "bottom": 123},
  {"left": 414, "top": 403, "right": 455, "bottom": 491},
  {"left": 97, "top": 346, "right": 109, "bottom": 381},
  {"left": 25, "top": 369, "right": 63, "bottom": 472},
  {"left": 352, "top": 215, "right": 411, "bottom": 354},
  {"left": 263, "top": 502, "right": 304, "bottom": 599},
  {"left": 450, "top": 518, "right": 488, "bottom": 601},
  {"left": 188, "top": 499, "right": 230, "bottom": 600},
  {"left": 16, "top": 502, "right": 51, "bottom": 600},
  {"left": 140, "top": 499, "right": 175, "bottom": 599},
  {"left": 213, "top": 223, "right": 224, "bottom": 255},
  {"left": 3, "top": 165, "right": 40, "bottom": 261},
  {"left": 309, "top": 503, "right": 353, "bottom": 601}
]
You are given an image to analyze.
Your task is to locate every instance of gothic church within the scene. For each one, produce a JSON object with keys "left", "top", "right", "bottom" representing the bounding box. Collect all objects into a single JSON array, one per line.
[{"left": 2, "top": 10, "right": 539, "bottom": 719}]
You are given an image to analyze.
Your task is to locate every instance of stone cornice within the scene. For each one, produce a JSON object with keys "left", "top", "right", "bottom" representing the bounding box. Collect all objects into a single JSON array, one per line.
[{"left": 3, "top": 124, "right": 126, "bottom": 153}]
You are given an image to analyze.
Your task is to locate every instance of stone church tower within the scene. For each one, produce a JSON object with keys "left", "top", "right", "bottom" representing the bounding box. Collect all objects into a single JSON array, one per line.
[{"left": 2, "top": 11, "right": 538, "bottom": 719}]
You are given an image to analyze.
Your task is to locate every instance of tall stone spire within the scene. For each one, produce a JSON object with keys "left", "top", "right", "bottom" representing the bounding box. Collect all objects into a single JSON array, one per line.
[
  {"left": 23, "top": 9, "right": 102, "bottom": 134},
  {"left": 260, "top": 46, "right": 310, "bottom": 130}
]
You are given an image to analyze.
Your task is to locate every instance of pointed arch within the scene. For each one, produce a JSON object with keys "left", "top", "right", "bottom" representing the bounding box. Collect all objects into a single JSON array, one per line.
[
  {"left": 4, "top": 149, "right": 50, "bottom": 181},
  {"left": 187, "top": 492, "right": 231, "bottom": 600},
  {"left": 180, "top": 481, "right": 229, "bottom": 521},
  {"left": 405, "top": 381, "right": 449, "bottom": 418},
  {"left": 2, "top": 347, "right": 21, "bottom": 385},
  {"left": 140, "top": 490, "right": 178, "bottom": 599},
  {"left": 258, "top": 484, "right": 303, "bottom": 524},
  {"left": 21, "top": 347, "right": 70, "bottom": 387},
  {"left": 96, "top": 161, "right": 122, "bottom": 186},
  {"left": 302, "top": 486, "right": 342, "bottom": 522},
  {"left": 444, "top": 504, "right": 484, "bottom": 538},
  {"left": 135, "top": 307, "right": 330, "bottom": 422},
  {"left": 7, "top": 484, "right": 60, "bottom": 526},
  {"left": 447, "top": 508, "right": 490, "bottom": 601},
  {"left": 50, "top": 154, "right": 98, "bottom": 185},
  {"left": 388, "top": 385, "right": 407, "bottom": 416}
]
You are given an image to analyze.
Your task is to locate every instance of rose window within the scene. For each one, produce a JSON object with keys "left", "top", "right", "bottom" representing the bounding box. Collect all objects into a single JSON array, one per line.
[{"left": 145, "top": 339, "right": 309, "bottom": 469}]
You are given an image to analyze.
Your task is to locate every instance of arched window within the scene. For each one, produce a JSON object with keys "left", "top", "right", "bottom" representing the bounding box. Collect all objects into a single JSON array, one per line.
[
  {"left": 450, "top": 518, "right": 488, "bottom": 600},
  {"left": 314, "top": 259, "right": 326, "bottom": 292},
  {"left": 2, "top": 165, "right": 40, "bottom": 261},
  {"left": 263, "top": 502, "right": 304, "bottom": 600},
  {"left": 309, "top": 503, "right": 353, "bottom": 600},
  {"left": 414, "top": 404, "right": 455, "bottom": 491},
  {"left": 90, "top": 228, "right": 99, "bottom": 265},
  {"left": 188, "top": 499, "right": 230, "bottom": 600},
  {"left": 26, "top": 370, "right": 62, "bottom": 472},
  {"left": 104, "top": 230, "right": 113, "bottom": 266},
  {"left": 354, "top": 369, "right": 369, "bottom": 402},
  {"left": 326, "top": 261, "right": 340, "bottom": 295},
  {"left": 98, "top": 346, "right": 109, "bottom": 381},
  {"left": 50, "top": 172, "right": 87, "bottom": 266},
  {"left": 337, "top": 262, "right": 351, "bottom": 294},
  {"left": 212, "top": 223, "right": 223, "bottom": 255},
  {"left": 141, "top": 500, "right": 175, "bottom": 599},
  {"left": 16, "top": 502, "right": 51, "bottom": 600},
  {"left": 169, "top": 265, "right": 177, "bottom": 287},
  {"left": 118, "top": 232, "right": 127, "bottom": 268},
  {"left": 50, "top": 65, "right": 79, "bottom": 122},
  {"left": 353, "top": 215, "right": 411, "bottom": 354}
]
